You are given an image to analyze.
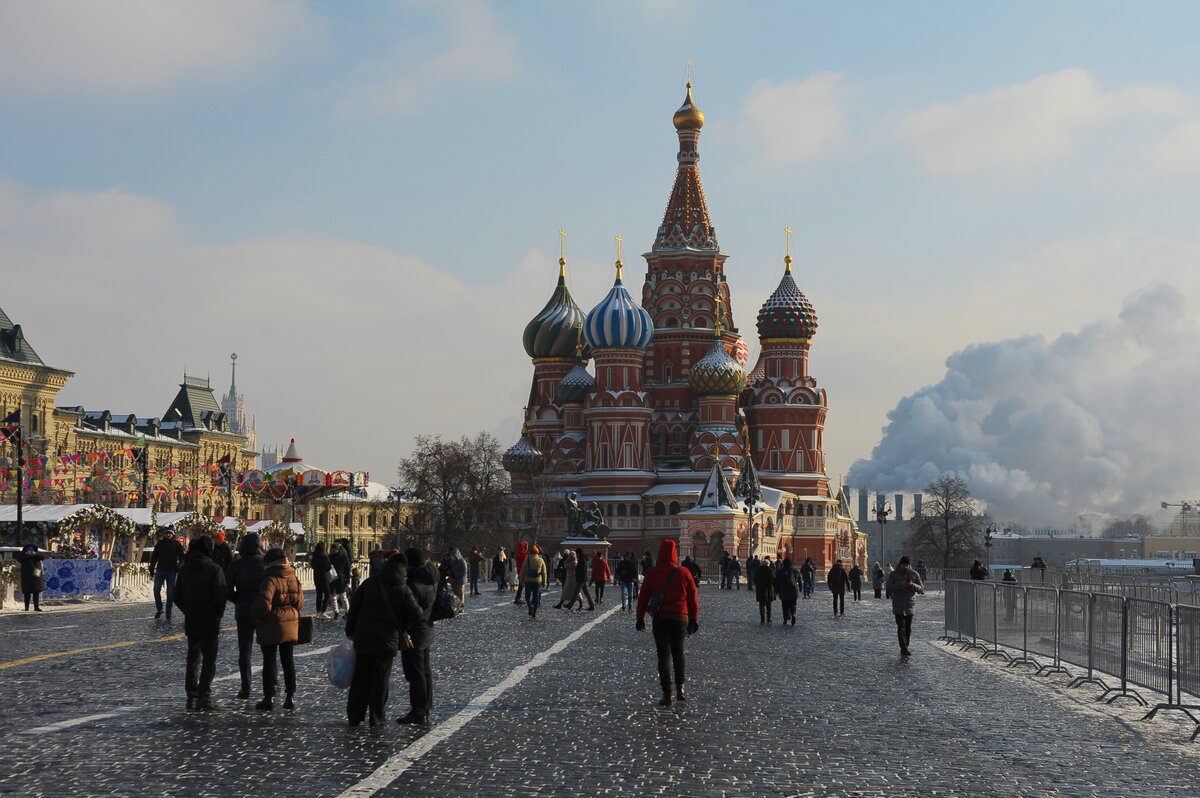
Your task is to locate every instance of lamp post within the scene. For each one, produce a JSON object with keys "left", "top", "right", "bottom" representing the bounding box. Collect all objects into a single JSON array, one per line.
[
  {"left": 984, "top": 522, "right": 996, "bottom": 570},
  {"left": 874, "top": 498, "right": 891, "bottom": 568}
]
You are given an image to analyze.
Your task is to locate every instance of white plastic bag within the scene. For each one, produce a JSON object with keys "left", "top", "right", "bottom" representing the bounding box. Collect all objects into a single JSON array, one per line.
[{"left": 327, "top": 640, "right": 356, "bottom": 690}]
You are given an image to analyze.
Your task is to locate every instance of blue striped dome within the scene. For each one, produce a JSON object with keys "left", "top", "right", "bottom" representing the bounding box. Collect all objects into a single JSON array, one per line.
[{"left": 584, "top": 269, "right": 653, "bottom": 351}]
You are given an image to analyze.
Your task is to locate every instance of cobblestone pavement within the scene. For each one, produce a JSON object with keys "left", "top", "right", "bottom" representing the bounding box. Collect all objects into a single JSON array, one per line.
[{"left": 0, "top": 584, "right": 1196, "bottom": 797}]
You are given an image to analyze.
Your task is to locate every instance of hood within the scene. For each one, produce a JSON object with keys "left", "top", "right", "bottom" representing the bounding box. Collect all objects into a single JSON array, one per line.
[
  {"left": 238, "top": 533, "right": 261, "bottom": 556},
  {"left": 379, "top": 559, "right": 408, "bottom": 587},
  {"left": 516, "top": 541, "right": 528, "bottom": 556},
  {"left": 264, "top": 561, "right": 294, "bottom": 578},
  {"left": 656, "top": 539, "right": 678, "bottom": 568}
]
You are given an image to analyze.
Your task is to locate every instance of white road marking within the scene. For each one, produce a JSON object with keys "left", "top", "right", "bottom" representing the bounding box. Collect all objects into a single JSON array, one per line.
[
  {"left": 1, "top": 625, "right": 78, "bottom": 633},
  {"left": 21, "top": 708, "right": 135, "bottom": 735},
  {"left": 337, "top": 604, "right": 620, "bottom": 798}
]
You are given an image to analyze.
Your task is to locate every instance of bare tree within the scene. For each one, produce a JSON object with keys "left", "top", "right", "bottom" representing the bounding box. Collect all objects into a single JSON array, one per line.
[{"left": 907, "top": 473, "right": 985, "bottom": 568}]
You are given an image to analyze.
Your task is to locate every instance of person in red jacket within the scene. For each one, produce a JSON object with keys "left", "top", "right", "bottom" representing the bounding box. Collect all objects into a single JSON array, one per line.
[
  {"left": 590, "top": 552, "right": 611, "bottom": 604},
  {"left": 635, "top": 539, "right": 699, "bottom": 707},
  {"left": 513, "top": 541, "right": 528, "bottom": 605}
]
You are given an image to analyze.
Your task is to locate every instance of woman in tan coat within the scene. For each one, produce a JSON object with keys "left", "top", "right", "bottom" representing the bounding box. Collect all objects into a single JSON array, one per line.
[{"left": 252, "top": 548, "right": 304, "bottom": 711}]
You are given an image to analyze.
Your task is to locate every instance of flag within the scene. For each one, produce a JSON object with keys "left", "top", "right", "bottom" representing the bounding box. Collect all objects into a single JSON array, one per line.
[{"left": 0, "top": 410, "right": 19, "bottom": 444}]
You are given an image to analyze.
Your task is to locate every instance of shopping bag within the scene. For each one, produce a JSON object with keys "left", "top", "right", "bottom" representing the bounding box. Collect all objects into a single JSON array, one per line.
[
  {"left": 327, "top": 640, "right": 355, "bottom": 690},
  {"left": 297, "top": 615, "right": 315, "bottom": 644}
]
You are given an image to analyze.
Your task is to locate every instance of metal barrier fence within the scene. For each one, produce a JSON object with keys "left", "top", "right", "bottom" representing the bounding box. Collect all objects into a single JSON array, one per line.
[{"left": 942, "top": 580, "right": 1200, "bottom": 740}]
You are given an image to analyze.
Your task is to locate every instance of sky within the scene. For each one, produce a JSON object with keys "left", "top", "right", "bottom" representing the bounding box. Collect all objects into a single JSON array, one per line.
[{"left": 2, "top": 1, "right": 1199, "bottom": 527}]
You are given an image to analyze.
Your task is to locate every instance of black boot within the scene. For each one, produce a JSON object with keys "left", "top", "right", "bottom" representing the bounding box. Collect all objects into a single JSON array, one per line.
[
  {"left": 396, "top": 710, "right": 429, "bottom": 725},
  {"left": 283, "top": 693, "right": 295, "bottom": 710},
  {"left": 659, "top": 689, "right": 672, "bottom": 708},
  {"left": 675, "top": 686, "right": 688, "bottom": 702}
]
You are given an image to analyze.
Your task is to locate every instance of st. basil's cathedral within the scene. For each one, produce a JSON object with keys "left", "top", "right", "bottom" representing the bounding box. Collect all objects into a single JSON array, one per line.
[{"left": 503, "top": 81, "right": 866, "bottom": 575}]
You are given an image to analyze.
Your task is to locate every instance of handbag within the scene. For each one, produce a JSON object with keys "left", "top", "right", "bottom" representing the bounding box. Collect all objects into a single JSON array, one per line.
[
  {"left": 430, "top": 582, "right": 464, "bottom": 622},
  {"left": 326, "top": 566, "right": 338, "bottom": 583},
  {"left": 297, "top": 615, "right": 315, "bottom": 644},
  {"left": 646, "top": 567, "right": 679, "bottom": 617}
]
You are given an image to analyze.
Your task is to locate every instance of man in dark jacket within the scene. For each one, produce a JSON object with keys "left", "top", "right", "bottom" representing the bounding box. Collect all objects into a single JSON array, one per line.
[
  {"left": 970, "top": 560, "right": 989, "bottom": 581},
  {"left": 682, "top": 555, "right": 701, "bottom": 585},
  {"left": 174, "top": 535, "right": 227, "bottom": 711},
  {"left": 848, "top": 562, "right": 864, "bottom": 601},
  {"left": 572, "top": 547, "right": 595, "bottom": 610},
  {"left": 746, "top": 555, "right": 758, "bottom": 598},
  {"left": 149, "top": 529, "right": 184, "bottom": 621},
  {"left": 886, "top": 555, "right": 925, "bottom": 656},
  {"left": 616, "top": 553, "right": 639, "bottom": 610},
  {"left": 756, "top": 559, "right": 776, "bottom": 624},
  {"left": 329, "top": 541, "right": 352, "bottom": 619},
  {"left": 225, "top": 533, "right": 265, "bottom": 700},
  {"left": 211, "top": 532, "right": 233, "bottom": 570},
  {"left": 345, "top": 553, "right": 423, "bottom": 726},
  {"left": 400, "top": 547, "right": 438, "bottom": 724},
  {"left": 827, "top": 559, "right": 849, "bottom": 616}
]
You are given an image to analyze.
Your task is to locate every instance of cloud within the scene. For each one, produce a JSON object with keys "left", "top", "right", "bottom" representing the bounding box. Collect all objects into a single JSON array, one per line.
[
  {"left": 900, "top": 69, "right": 1187, "bottom": 174},
  {"left": 1143, "top": 119, "right": 1200, "bottom": 172},
  {"left": 340, "top": 0, "right": 518, "bottom": 115},
  {"left": 0, "top": 0, "right": 315, "bottom": 96},
  {"left": 737, "top": 74, "right": 846, "bottom": 169},
  {"left": 847, "top": 284, "right": 1200, "bottom": 527}
]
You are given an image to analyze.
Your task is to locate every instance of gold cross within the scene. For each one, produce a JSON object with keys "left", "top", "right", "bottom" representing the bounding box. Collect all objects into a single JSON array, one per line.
[
  {"left": 615, "top": 234, "right": 623, "bottom": 260},
  {"left": 687, "top": 59, "right": 693, "bottom": 86},
  {"left": 785, "top": 226, "right": 792, "bottom": 257}
]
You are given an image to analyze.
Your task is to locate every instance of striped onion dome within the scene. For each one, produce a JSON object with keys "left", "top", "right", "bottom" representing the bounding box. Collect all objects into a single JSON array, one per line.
[
  {"left": 502, "top": 426, "right": 545, "bottom": 475},
  {"left": 522, "top": 260, "right": 588, "bottom": 359},
  {"left": 556, "top": 359, "right": 594, "bottom": 404},
  {"left": 756, "top": 255, "right": 818, "bottom": 342},
  {"left": 746, "top": 353, "right": 766, "bottom": 385},
  {"left": 689, "top": 334, "right": 747, "bottom": 396},
  {"left": 584, "top": 260, "right": 653, "bottom": 351}
]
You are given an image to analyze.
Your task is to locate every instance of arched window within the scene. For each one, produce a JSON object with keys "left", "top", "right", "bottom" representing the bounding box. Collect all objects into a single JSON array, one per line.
[
  {"left": 668, "top": 501, "right": 680, "bottom": 515},
  {"left": 631, "top": 504, "right": 641, "bottom": 516},
  {"left": 617, "top": 504, "right": 627, "bottom": 517},
  {"left": 666, "top": 318, "right": 678, "bottom": 328},
  {"left": 663, "top": 362, "right": 673, "bottom": 382},
  {"left": 654, "top": 501, "right": 666, "bottom": 516}
]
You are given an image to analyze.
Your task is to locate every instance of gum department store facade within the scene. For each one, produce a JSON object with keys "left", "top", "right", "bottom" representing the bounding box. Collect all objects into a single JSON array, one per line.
[{"left": 503, "top": 83, "right": 866, "bottom": 574}]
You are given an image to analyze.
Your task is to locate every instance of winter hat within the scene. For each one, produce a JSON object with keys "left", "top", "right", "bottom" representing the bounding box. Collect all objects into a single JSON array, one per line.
[
  {"left": 238, "top": 533, "right": 261, "bottom": 556},
  {"left": 264, "top": 548, "right": 285, "bottom": 564},
  {"left": 898, "top": 555, "right": 911, "bottom": 565},
  {"left": 214, "top": 531, "right": 226, "bottom": 544},
  {"left": 531, "top": 546, "right": 540, "bottom": 554},
  {"left": 405, "top": 547, "right": 426, "bottom": 568},
  {"left": 191, "top": 535, "right": 214, "bottom": 556}
]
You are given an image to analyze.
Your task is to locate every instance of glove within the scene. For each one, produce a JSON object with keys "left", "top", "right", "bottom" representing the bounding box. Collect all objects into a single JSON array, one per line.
[
  {"left": 635, "top": 618, "right": 646, "bottom": 631},
  {"left": 687, "top": 620, "right": 699, "bottom": 635}
]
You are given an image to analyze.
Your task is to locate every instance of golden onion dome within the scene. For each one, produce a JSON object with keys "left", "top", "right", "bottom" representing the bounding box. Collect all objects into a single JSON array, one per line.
[{"left": 672, "top": 82, "right": 705, "bottom": 131}]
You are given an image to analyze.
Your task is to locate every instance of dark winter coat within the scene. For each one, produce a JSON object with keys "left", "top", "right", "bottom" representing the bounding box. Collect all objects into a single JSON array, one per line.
[
  {"left": 446, "top": 552, "right": 467, "bottom": 582},
  {"left": 15, "top": 550, "right": 45, "bottom": 594},
  {"left": 615, "top": 558, "right": 638, "bottom": 583},
  {"left": 149, "top": 537, "right": 184, "bottom": 574},
  {"left": 405, "top": 559, "right": 438, "bottom": 651},
  {"left": 225, "top": 550, "right": 266, "bottom": 622},
  {"left": 970, "top": 563, "right": 989, "bottom": 581},
  {"left": 329, "top": 546, "right": 351, "bottom": 592},
  {"left": 640, "top": 554, "right": 654, "bottom": 575},
  {"left": 848, "top": 566, "right": 863, "bottom": 588},
  {"left": 800, "top": 560, "right": 816, "bottom": 580},
  {"left": 683, "top": 558, "right": 701, "bottom": 582},
  {"left": 774, "top": 566, "right": 799, "bottom": 601},
  {"left": 311, "top": 550, "right": 331, "bottom": 589},
  {"left": 211, "top": 542, "right": 233, "bottom": 571},
  {"left": 636, "top": 539, "right": 699, "bottom": 624},
  {"left": 827, "top": 565, "right": 850, "bottom": 593},
  {"left": 174, "top": 549, "right": 227, "bottom": 635},
  {"left": 755, "top": 567, "right": 777, "bottom": 603},
  {"left": 574, "top": 554, "right": 588, "bottom": 583},
  {"left": 252, "top": 562, "right": 304, "bottom": 646},
  {"left": 345, "top": 561, "right": 423, "bottom": 658}
]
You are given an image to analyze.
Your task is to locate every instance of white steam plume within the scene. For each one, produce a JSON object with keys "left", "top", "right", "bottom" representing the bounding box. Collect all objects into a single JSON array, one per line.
[{"left": 847, "top": 284, "right": 1200, "bottom": 528}]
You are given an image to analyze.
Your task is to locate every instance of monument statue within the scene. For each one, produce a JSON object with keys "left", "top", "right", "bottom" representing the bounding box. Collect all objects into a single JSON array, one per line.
[{"left": 562, "top": 492, "right": 610, "bottom": 539}]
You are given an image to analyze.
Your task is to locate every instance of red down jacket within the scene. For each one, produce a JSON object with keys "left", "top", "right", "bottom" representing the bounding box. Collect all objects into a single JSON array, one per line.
[{"left": 636, "top": 539, "right": 698, "bottom": 624}]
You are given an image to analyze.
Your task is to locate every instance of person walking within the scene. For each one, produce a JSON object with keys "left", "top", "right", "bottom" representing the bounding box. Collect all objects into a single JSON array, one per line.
[
  {"left": 400, "top": 548, "right": 437, "bottom": 724},
  {"left": 211, "top": 532, "right": 233, "bottom": 571},
  {"left": 970, "top": 560, "right": 989, "bottom": 581},
  {"left": 446, "top": 548, "right": 467, "bottom": 604},
  {"left": 849, "top": 562, "right": 863, "bottom": 601},
  {"left": 571, "top": 547, "right": 595, "bottom": 610},
  {"left": 827, "top": 559, "right": 849, "bottom": 617},
  {"left": 468, "top": 546, "right": 485, "bottom": 596},
  {"left": 800, "top": 557, "right": 816, "bottom": 599},
  {"left": 682, "top": 555, "right": 702, "bottom": 586},
  {"left": 345, "top": 552, "right": 423, "bottom": 727},
  {"left": 755, "top": 557, "right": 776, "bottom": 624},
  {"left": 251, "top": 548, "right": 304, "bottom": 711},
  {"left": 513, "top": 542, "right": 528, "bottom": 605},
  {"left": 522, "top": 545, "right": 548, "bottom": 617},
  {"left": 225, "top": 532, "right": 265, "bottom": 700},
  {"left": 311, "top": 541, "right": 332, "bottom": 619},
  {"left": 885, "top": 555, "right": 924, "bottom": 656},
  {"left": 492, "top": 547, "right": 508, "bottom": 591},
  {"left": 635, "top": 539, "right": 699, "bottom": 707},
  {"left": 616, "top": 552, "right": 638, "bottom": 610},
  {"left": 746, "top": 555, "right": 758, "bottom": 599},
  {"left": 872, "top": 562, "right": 885, "bottom": 599},
  {"left": 728, "top": 555, "right": 742, "bottom": 590},
  {"left": 591, "top": 552, "right": 611, "bottom": 604},
  {"left": 554, "top": 550, "right": 577, "bottom": 609},
  {"left": 775, "top": 558, "right": 799, "bottom": 625},
  {"left": 718, "top": 553, "right": 730, "bottom": 590},
  {"left": 15, "top": 544, "right": 44, "bottom": 612},
  {"left": 329, "top": 540, "right": 352, "bottom": 619},
  {"left": 149, "top": 529, "right": 184, "bottom": 621},
  {"left": 173, "top": 535, "right": 226, "bottom": 711}
]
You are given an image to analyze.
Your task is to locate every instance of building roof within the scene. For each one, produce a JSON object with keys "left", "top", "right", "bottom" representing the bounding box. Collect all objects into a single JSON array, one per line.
[{"left": 164, "top": 375, "right": 224, "bottom": 430}]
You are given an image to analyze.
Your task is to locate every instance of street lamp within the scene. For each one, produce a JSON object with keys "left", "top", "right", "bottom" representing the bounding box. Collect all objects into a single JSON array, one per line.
[
  {"left": 984, "top": 522, "right": 996, "bottom": 569},
  {"left": 874, "top": 498, "right": 891, "bottom": 567}
]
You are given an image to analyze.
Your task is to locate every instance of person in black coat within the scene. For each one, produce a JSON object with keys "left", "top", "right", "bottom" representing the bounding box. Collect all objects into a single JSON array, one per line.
[
  {"left": 827, "top": 559, "right": 849, "bottom": 617},
  {"left": 970, "top": 560, "right": 989, "bottom": 581},
  {"left": 225, "top": 533, "right": 265, "bottom": 700},
  {"left": 571, "top": 547, "right": 595, "bottom": 610},
  {"left": 174, "top": 535, "right": 227, "bottom": 711},
  {"left": 774, "top": 559, "right": 799, "bottom": 625},
  {"left": 15, "top": 544, "right": 45, "bottom": 611},
  {"left": 848, "top": 563, "right": 864, "bottom": 601},
  {"left": 755, "top": 560, "right": 776, "bottom": 624},
  {"left": 149, "top": 529, "right": 184, "bottom": 621},
  {"left": 345, "top": 553, "right": 424, "bottom": 727},
  {"left": 311, "top": 541, "right": 332, "bottom": 618},
  {"left": 400, "top": 547, "right": 437, "bottom": 724},
  {"left": 211, "top": 532, "right": 233, "bottom": 571},
  {"left": 329, "top": 541, "right": 352, "bottom": 619}
]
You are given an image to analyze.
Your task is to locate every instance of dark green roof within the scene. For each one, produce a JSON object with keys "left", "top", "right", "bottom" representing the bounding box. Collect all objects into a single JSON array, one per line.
[
  {"left": 0, "top": 306, "right": 45, "bottom": 366},
  {"left": 164, "top": 376, "right": 223, "bottom": 429}
]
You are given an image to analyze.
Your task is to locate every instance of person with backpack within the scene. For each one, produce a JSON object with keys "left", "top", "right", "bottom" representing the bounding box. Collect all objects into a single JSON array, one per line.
[
  {"left": 345, "top": 552, "right": 423, "bottom": 726},
  {"left": 616, "top": 552, "right": 639, "bottom": 611},
  {"left": 774, "top": 558, "right": 799, "bottom": 625},
  {"left": 635, "top": 539, "right": 699, "bottom": 707},
  {"left": 173, "top": 535, "right": 226, "bottom": 711},
  {"left": 400, "top": 547, "right": 437, "bottom": 724},
  {"left": 591, "top": 552, "right": 611, "bottom": 604},
  {"left": 755, "top": 556, "right": 777, "bottom": 624},
  {"left": 522, "top": 545, "right": 548, "bottom": 617}
]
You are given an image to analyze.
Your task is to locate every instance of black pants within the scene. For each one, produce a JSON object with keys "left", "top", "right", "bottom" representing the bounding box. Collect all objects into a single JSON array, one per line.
[
  {"left": 347, "top": 651, "right": 394, "bottom": 724},
  {"left": 401, "top": 647, "right": 432, "bottom": 716},
  {"left": 759, "top": 600, "right": 772, "bottom": 623},
  {"left": 852, "top": 585, "right": 862, "bottom": 601},
  {"left": 260, "top": 642, "right": 296, "bottom": 698},
  {"left": 23, "top": 590, "right": 40, "bottom": 610},
  {"left": 874, "top": 586, "right": 882, "bottom": 599},
  {"left": 315, "top": 584, "right": 330, "bottom": 614},
  {"left": 895, "top": 613, "right": 913, "bottom": 652},
  {"left": 235, "top": 617, "right": 256, "bottom": 693},
  {"left": 652, "top": 618, "right": 686, "bottom": 691},
  {"left": 832, "top": 591, "right": 845, "bottom": 615},
  {"left": 781, "top": 598, "right": 797, "bottom": 624},
  {"left": 185, "top": 627, "right": 219, "bottom": 699},
  {"left": 573, "top": 582, "right": 594, "bottom": 609},
  {"left": 594, "top": 582, "right": 605, "bottom": 602}
]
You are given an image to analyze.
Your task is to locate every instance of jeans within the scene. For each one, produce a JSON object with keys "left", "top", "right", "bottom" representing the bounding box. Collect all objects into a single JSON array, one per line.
[
  {"left": 236, "top": 617, "right": 256, "bottom": 693},
  {"left": 802, "top": 576, "right": 813, "bottom": 598},
  {"left": 852, "top": 585, "right": 862, "bottom": 601},
  {"left": 469, "top": 571, "right": 481, "bottom": 595},
  {"left": 153, "top": 570, "right": 177, "bottom": 617},
  {"left": 832, "top": 590, "right": 845, "bottom": 615},
  {"left": 652, "top": 619, "right": 687, "bottom": 691},
  {"left": 185, "top": 627, "right": 219, "bottom": 699},
  {"left": 347, "top": 651, "right": 394, "bottom": 724},
  {"left": 524, "top": 582, "right": 542, "bottom": 612},
  {"left": 619, "top": 581, "right": 635, "bottom": 608},
  {"left": 260, "top": 642, "right": 296, "bottom": 698},
  {"left": 315, "top": 584, "right": 330, "bottom": 614},
  {"left": 401, "top": 647, "right": 432, "bottom": 715},
  {"left": 895, "top": 612, "right": 914, "bottom": 652}
]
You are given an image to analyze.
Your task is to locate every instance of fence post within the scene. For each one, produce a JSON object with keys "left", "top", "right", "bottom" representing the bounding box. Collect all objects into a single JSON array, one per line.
[
  {"left": 982, "top": 583, "right": 1011, "bottom": 662},
  {"left": 960, "top": 581, "right": 987, "bottom": 653},
  {"left": 1099, "top": 598, "right": 1145, "bottom": 706},
  {"left": 939, "top": 580, "right": 958, "bottom": 642},
  {"left": 1068, "top": 593, "right": 1109, "bottom": 691},
  {"left": 1007, "top": 586, "right": 1039, "bottom": 670}
]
